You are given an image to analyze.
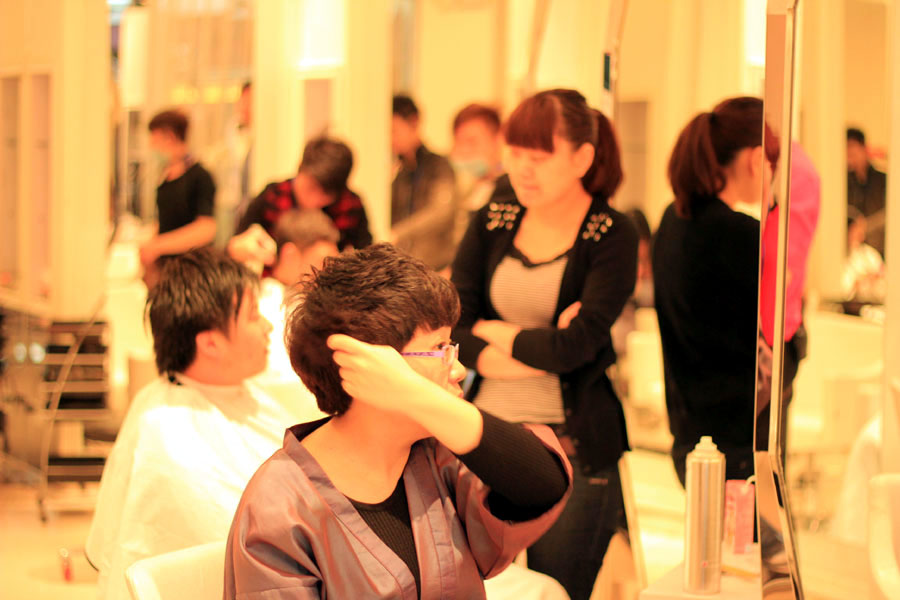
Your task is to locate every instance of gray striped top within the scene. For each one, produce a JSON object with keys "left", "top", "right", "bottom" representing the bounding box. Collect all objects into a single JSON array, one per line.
[{"left": 474, "top": 248, "right": 569, "bottom": 424}]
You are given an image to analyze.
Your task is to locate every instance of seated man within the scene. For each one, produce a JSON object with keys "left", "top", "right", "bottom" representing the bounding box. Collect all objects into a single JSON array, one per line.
[
  {"left": 842, "top": 207, "right": 886, "bottom": 303},
  {"left": 252, "top": 209, "right": 339, "bottom": 415},
  {"left": 225, "top": 244, "right": 572, "bottom": 599},
  {"left": 86, "top": 249, "right": 310, "bottom": 600}
]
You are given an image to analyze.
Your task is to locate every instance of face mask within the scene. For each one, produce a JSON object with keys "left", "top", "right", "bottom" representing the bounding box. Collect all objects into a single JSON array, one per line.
[
  {"left": 452, "top": 158, "right": 491, "bottom": 179},
  {"left": 151, "top": 149, "right": 169, "bottom": 165}
]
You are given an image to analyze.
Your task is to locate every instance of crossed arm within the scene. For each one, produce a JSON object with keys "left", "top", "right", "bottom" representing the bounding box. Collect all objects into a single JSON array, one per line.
[{"left": 471, "top": 301, "right": 582, "bottom": 379}]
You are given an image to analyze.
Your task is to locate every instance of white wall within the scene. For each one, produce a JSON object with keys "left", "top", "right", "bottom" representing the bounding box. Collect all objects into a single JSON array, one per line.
[
  {"left": 0, "top": 0, "right": 110, "bottom": 320},
  {"left": 336, "top": 0, "right": 392, "bottom": 240},
  {"left": 617, "top": 0, "right": 748, "bottom": 229},
  {"left": 252, "top": 0, "right": 305, "bottom": 192},
  {"left": 412, "top": 0, "right": 505, "bottom": 154},
  {"left": 800, "top": 0, "right": 847, "bottom": 301},
  {"left": 882, "top": 0, "right": 900, "bottom": 474},
  {"left": 845, "top": 0, "right": 890, "bottom": 156},
  {"left": 54, "top": 0, "right": 111, "bottom": 320},
  {"left": 253, "top": 0, "right": 392, "bottom": 240}
]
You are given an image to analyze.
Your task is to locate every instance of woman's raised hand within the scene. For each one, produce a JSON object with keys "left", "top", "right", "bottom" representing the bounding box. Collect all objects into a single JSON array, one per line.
[
  {"left": 328, "top": 333, "right": 484, "bottom": 453},
  {"left": 327, "top": 334, "right": 422, "bottom": 411}
]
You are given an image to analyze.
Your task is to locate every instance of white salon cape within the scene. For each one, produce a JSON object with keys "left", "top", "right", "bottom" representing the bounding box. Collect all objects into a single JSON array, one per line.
[
  {"left": 85, "top": 374, "right": 309, "bottom": 600},
  {"left": 251, "top": 277, "right": 325, "bottom": 423}
]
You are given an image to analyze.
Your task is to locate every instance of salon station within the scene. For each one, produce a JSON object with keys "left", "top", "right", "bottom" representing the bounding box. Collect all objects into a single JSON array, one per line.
[{"left": 1, "top": 1, "right": 899, "bottom": 599}]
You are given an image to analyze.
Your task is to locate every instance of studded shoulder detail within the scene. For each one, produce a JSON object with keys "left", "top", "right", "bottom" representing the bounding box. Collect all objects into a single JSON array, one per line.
[
  {"left": 485, "top": 202, "right": 522, "bottom": 231},
  {"left": 582, "top": 212, "right": 614, "bottom": 242}
]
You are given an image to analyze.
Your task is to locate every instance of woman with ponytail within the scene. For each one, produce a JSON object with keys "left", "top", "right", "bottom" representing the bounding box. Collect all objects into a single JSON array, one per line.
[
  {"left": 451, "top": 89, "right": 638, "bottom": 600},
  {"left": 653, "top": 96, "right": 779, "bottom": 485}
]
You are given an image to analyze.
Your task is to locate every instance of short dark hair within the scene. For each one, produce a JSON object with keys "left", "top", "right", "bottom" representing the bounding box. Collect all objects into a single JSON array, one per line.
[
  {"left": 847, "top": 127, "right": 866, "bottom": 145},
  {"left": 241, "top": 80, "right": 252, "bottom": 94},
  {"left": 392, "top": 94, "right": 419, "bottom": 121},
  {"left": 504, "top": 89, "right": 623, "bottom": 198},
  {"left": 298, "top": 137, "right": 354, "bottom": 197},
  {"left": 453, "top": 103, "right": 501, "bottom": 134},
  {"left": 272, "top": 209, "right": 339, "bottom": 255},
  {"left": 668, "top": 96, "right": 779, "bottom": 218},
  {"left": 147, "top": 248, "right": 258, "bottom": 375},
  {"left": 148, "top": 110, "right": 189, "bottom": 142},
  {"left": 285, "top": 243, "right": 460, "bottom": 416}
]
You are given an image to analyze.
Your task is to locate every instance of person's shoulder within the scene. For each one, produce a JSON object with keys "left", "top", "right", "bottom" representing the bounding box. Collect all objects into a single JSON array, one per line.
[
  {"left": 725, "top": 206, "right": 760, "bottom": 232},
  {"left": 189, "top": 161, "right": 215, "bottom": 181},
  {"left": 237, "top": 448, "right": 316, "bottom": 519},
  {"left": 697, "top": 198, "right": 757, "bottom": 229},
  {"left": 579, "top": 197, "right": 639, "bottom": 251},
  {"left": 338, "top": 188, "right": 365, "bottom": 209},
  {"left": 131, "top": 377, "right": 218, "bottom": 428},
  {"left": 492, "top": 173, "right": 514, "bottom": 198},
  {"left": 474, "top": 191, "right": 523, "bottom": 239},
  {"left": 259, "top": 179, "right": 293, "bottom": 197},
  {"left": 658, "top": 201, "right": 679, "bottom": 223},
  {"left": 127, "top": 377, "right": 180, "bottom": 419},
  {"left": 420, "top": 145, "right": 454, "bottom": 175}
]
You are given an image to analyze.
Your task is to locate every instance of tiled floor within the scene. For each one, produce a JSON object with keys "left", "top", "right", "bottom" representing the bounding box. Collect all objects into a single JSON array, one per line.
[
  {"left": 0, "top": 450, "right": 873, "bottom": 600},
  {"left": 0, "top": 482, "right": 99, "bottom": 600}
]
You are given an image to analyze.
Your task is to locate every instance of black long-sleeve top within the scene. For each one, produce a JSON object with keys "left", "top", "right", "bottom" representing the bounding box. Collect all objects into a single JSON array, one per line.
[
  {"left": 651, "top": 198, "right": 759, "bottom": 452},
  {"left": 450, "top": 176, "right": 639, "bottom": 475},
  {"left": 348, "top": 411, "right": 569, "bottom": 598}
]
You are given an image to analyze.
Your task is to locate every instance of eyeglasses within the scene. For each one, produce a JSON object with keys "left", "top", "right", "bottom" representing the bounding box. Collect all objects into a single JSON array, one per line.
[{"left": 401, "top": 343, "right": 459, "bottom": 368}]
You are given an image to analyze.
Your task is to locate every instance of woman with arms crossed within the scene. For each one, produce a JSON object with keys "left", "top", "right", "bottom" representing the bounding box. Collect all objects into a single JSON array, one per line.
[{"left": 451, "top": 89, "right": 639, "bottom": 600}]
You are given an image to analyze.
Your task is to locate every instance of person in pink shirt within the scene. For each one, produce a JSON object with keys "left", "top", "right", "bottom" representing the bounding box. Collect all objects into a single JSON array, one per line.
[{"left": 759, "top": 141, "right": 820, "bottom": 399}]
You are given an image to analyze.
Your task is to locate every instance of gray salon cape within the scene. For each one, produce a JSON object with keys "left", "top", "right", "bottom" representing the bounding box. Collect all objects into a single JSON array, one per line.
[{"left": 224, "top": 421, "right": 573, "bottom": 599}]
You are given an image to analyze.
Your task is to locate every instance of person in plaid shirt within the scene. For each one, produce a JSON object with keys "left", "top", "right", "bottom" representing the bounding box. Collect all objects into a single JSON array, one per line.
[{"left": 235, "top": 137, "right": 372, "bottom": 252}]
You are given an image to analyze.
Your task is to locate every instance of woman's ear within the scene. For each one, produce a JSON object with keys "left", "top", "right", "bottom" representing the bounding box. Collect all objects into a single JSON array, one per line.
[{"left": 574, "top": 142, "right": 596, "bottom": 178}]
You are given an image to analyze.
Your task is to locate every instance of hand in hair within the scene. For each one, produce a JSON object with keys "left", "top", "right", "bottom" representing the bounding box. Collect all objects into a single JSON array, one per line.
[
  {"left": 328, "top": 334, "right": 425, "bottom": 409},
  {"left": 327, "top": 334, "right": 483, "bottom": 454}
]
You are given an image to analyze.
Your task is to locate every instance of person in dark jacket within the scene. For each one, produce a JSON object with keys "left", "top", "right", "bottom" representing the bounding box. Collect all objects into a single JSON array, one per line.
[
  {"left": 653, "top": 96, "right": 779, "bottom": 485},
  {"left": 451, "top": 89, "right": 638, "bottom": 600},
  {"left": 390, "top": 95, "right": 457, "bottom": 270},
  {"left": 846, "top": 127, "right": 886, "bottom": 256}
]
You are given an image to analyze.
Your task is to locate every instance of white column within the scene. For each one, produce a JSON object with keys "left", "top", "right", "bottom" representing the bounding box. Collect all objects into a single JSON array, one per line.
[
  {"left": 252, "top": 0, "right": 304, "bottom": 192},
  {"left": 414, "top": 0, "right": 505, "bottom": 153},
  {"left": 52, "top": 0, "right": 111, "bottom": 320},
  {"left": 799, "top": 0, "right": 845, "bottom": 301},
  {"left": 334, "top": 0, "right": 392, "bottom": 240},
  {"left": 881, "top": 0, "right": 900, "bottom": 474}
]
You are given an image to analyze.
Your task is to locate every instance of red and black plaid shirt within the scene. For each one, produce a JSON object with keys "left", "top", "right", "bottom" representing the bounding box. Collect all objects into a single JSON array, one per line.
[{"left": 235, "top": 178, "right": 372, "bottom": 251}]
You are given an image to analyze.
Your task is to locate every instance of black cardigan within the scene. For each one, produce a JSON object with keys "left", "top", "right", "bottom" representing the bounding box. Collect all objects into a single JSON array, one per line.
[
  {"left": 451, "top": 176, "right": 639, "bottom": 475},
  {"left": 651, "top": 199, "right": 759, "bottom": 452}
]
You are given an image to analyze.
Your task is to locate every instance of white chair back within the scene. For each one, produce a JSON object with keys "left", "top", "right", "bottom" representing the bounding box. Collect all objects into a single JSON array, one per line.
[
  {"left": 624, "top": 330, "right": 664, "bottom": 412},
  {"left": 124, "top": 541, "right": 568, "bottom": 600},
  {"left": 125, "top": 541, "right": 226, "bottom": 600},
  {"left": 485, "top": 562, "right": 570, "bottom": 600},
  {"left": 868, "top": 474, "right": 900, "bottom": 599}
]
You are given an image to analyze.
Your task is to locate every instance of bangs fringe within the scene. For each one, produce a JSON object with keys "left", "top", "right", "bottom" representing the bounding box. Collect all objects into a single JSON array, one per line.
[{"left": 504, "top": 94, "right": 558, "bottom": 152}]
